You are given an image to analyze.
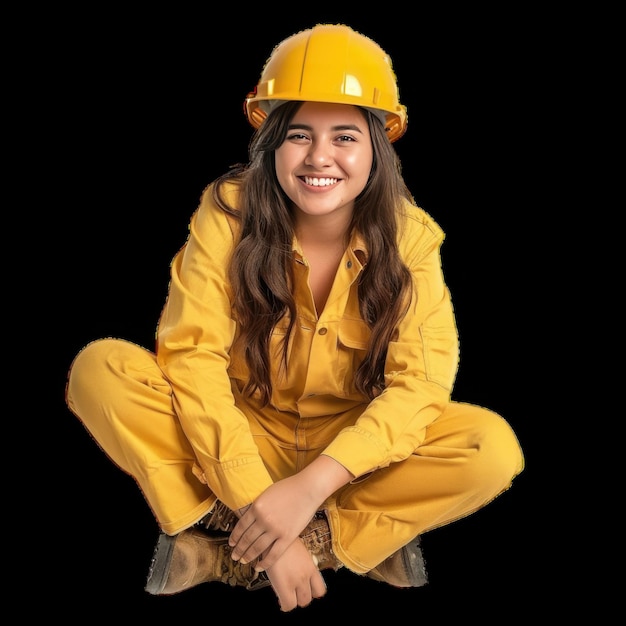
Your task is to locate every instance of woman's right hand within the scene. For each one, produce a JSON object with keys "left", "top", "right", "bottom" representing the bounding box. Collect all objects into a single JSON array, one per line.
[{"left": 264, "top": 538, "right": 327, "bottom": 612}]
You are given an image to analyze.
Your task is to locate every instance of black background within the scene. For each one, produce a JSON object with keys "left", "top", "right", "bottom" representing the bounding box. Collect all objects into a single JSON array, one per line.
[{"left": 38, "top": 6, "right": 558, "bottom": 621}]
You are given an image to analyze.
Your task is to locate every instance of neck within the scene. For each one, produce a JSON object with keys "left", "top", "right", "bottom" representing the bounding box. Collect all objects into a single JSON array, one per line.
[{"left": 294, "top": 210, "right": 351, "bottom": 248}]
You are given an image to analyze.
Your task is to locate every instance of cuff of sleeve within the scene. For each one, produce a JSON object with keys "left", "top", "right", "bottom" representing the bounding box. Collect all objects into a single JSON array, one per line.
[
  {"left": 195, "top": 457, "right": 274, "bottom": 512},
  {"left": 322, "top": 427, "right": 389, "bottom": 479}
]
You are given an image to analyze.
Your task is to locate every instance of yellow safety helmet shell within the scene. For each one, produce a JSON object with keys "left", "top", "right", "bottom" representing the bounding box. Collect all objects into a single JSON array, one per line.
[{"left": 244, "top": 24, "right": 408, "bottom": 142}]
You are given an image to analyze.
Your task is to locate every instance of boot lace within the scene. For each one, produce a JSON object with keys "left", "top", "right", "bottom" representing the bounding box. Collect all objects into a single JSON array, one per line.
[
  {"left": 217, "top": 541, "right": 269, "bottom": 590},
  {"left": 199, "top": 500, "right": 239, "bottom": 532}
]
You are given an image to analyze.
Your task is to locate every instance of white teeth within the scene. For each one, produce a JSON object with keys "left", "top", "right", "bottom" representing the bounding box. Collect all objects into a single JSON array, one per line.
[{"left": 304, "top": 177, "right": 338, "bottom": 187}]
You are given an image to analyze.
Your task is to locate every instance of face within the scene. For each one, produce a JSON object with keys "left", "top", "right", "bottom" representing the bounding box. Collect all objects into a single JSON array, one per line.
[{"left": 275, "top": 101, "right": 373, "bottom": 223}]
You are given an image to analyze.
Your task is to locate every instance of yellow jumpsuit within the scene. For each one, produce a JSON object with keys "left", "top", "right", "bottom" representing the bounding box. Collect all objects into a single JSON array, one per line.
[{"left": 66, "top": 181, "right": 524, "bottom": 575}]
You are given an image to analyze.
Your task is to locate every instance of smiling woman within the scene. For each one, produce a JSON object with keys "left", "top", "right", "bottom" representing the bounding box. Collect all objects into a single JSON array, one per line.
[{"left": 64, "top": 23, "right": 525, "bottom": 614}]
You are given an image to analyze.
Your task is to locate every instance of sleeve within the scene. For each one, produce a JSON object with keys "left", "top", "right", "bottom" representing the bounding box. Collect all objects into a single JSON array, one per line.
[
  {"left": 155, "top": 182, "right": 274, "bottom": 511},
  {"left": 322, "top": 206, "right": 460, "bottom": 478}
]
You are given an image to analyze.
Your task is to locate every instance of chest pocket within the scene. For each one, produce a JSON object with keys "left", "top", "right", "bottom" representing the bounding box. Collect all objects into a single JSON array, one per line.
[{"left": 336, "top": 318, "right": 371, "bottom": 394}]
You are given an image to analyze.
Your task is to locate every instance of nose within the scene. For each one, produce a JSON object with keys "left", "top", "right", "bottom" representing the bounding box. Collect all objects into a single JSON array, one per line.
[{"left": 305, "top": 140, "right": 334, "bottom": 167}]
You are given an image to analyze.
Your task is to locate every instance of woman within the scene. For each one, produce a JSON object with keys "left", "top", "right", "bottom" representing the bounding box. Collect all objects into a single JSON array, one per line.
[{"left": 65, "top": 23, "right": 524, "bottom": 612}]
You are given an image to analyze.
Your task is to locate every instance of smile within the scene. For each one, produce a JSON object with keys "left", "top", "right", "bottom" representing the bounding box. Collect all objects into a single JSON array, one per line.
[{"left": 303, "top": 176, "right": 338, "bottom": 187}]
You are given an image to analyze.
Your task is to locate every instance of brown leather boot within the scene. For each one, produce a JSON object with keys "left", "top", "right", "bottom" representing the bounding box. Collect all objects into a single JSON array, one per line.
[
  {"left": 299, "top": 511, "right": 343, "bottom": 571},
  {"left": 144, "top": 528, "right": 270, "bottom": 595},
  {"left": 366, "top": 536, "right": 428, "bottom": 587},
  {"left": 198, "top": 500, "right": 239, "bottom": 532}
]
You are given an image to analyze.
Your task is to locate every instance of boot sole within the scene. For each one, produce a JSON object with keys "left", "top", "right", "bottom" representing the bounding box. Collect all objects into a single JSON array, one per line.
[
  {"left": 145, "top": 532, "right": 177, "bottom": 595},
  {"left": 401, "top": 537, "right": 428, "bottom": 586}
]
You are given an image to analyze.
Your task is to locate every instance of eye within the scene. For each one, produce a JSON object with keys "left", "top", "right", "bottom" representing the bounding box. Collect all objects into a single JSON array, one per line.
[
  {"left": 285, "top": 132, "right": 310, "bottom": 141},
  {"left": 335, "top": 134, "right": 357, "bottom": 143}
]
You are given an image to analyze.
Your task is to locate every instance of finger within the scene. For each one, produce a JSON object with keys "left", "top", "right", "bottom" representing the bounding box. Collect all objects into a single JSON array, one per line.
[
  {"left": 278, "top": 591, "right": 298, "bottom": 613},
  {"left": 232, "top": 531, "right": 275, "bottom": 564},
  {"left": 291, "top": 577, "right": 321, "bottom": 611},
  {"left": 253, "top": 538, "right": 290, "bottom": 571},
  {"left": 311, "top": 570, "right": 327, "bottom": 599},
  {"left": 277, "top": 584, "right": 303, "bottom": 612},
  {"left": 294, "top": 587, "right": 313, "bottom": 611},
  {"left": 228, "top": 515, "right": 253, "bottom": 545},
  {"left": 228, "top": 517, "right": 261, "bottom": 557},
  {"left": 269, "top": 575, "right": 298, "bottom": 613}
]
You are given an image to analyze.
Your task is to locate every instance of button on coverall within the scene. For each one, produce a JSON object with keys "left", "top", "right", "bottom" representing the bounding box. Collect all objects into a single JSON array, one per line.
[{"left": 66, "top": 181, "right": 524, "bottom": 575}]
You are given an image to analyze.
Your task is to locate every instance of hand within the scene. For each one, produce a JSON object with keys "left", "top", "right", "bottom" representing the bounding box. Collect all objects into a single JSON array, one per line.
[
  {"left": 229, "top": 455, "right": 353, "bottom": 572},
  {"left": 229, "top": 474, "right": 319, "bottom": 570},
  {"left": 265, "top": 538, "right": 327, "bottom": 612}
]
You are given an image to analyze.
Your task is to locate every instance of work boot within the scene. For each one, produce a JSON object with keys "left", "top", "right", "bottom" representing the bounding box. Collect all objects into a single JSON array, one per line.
[
  {"left": 144, "top": 528, "right": 270, "bottom": 595},
  {"left": 198, "top": 500, "right": 239, "bottom": 532},
  {"left": 366, "top": 536, "right": 428, "bottom": 587},
  {"left": 300, "top": 511, "right": 343, "bottom": 571}
]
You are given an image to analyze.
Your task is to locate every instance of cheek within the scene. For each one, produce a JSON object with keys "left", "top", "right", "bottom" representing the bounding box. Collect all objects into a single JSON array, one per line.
[{"left": 345, "top": 151, "right": 373, "bottom": 183}]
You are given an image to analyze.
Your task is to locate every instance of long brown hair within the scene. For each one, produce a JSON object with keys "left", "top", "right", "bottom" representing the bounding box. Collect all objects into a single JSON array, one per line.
[{"left": 213, "top": 101, "right": 414, "bottom": 406}]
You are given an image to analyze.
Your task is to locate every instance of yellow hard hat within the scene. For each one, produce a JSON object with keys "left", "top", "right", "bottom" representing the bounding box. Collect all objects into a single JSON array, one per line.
[{"left": 244, "top": 24, "right": 408, "bottom": 142}]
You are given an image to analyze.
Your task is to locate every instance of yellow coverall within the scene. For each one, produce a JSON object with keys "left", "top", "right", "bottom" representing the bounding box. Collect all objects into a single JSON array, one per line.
[{"left": 66, "top": 181, "right": 524, "bottom": 575}]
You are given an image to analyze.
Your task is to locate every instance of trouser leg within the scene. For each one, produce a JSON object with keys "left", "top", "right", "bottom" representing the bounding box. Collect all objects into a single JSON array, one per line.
[
  {"left": 326, "top": 402, "right": 524, "bottom": 574},
  {"left": 65, "top": 338, "right": 213, "bottom": 534}
]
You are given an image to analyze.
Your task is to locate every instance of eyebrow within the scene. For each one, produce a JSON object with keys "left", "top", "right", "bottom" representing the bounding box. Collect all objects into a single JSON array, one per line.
[{"left": 287, "top": 123, "right": 364, "bottom": 134}]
